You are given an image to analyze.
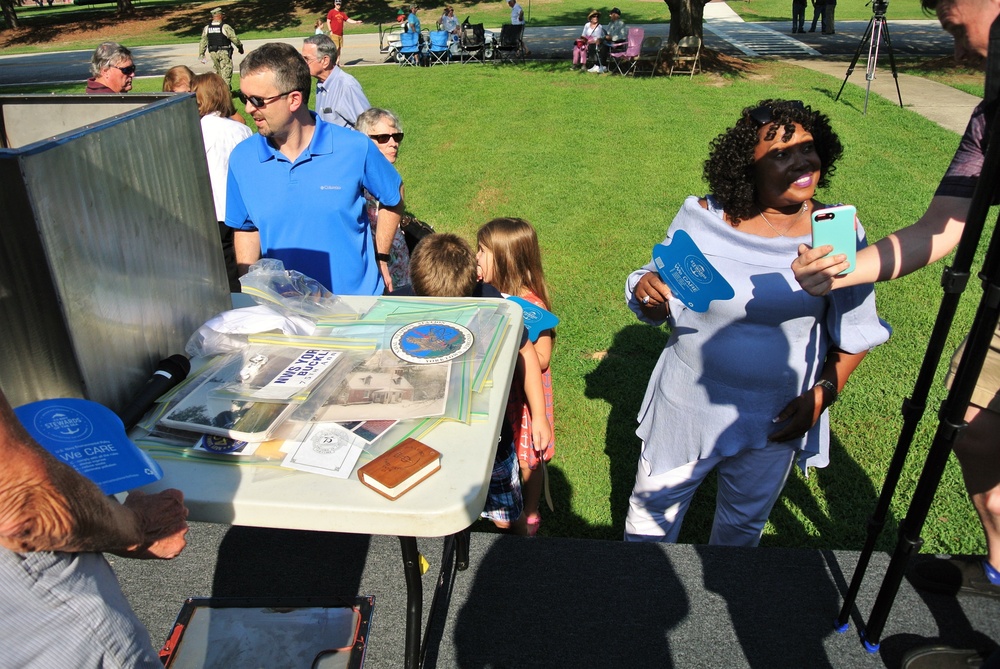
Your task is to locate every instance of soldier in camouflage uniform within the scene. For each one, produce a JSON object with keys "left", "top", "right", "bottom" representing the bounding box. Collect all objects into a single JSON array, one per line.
[{"left": 198, "top": 7, "right": 244, "bottom": 89}]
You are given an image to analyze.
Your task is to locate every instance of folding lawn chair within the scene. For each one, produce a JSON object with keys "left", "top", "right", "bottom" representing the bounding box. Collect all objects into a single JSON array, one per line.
[
  {"left": 397, "top": 30, "right": 420, "bottom": 66},
  {"left": 494, "top": 23, "right": 525, "bottom": 65},
  {"left": 635, "top": 35, "right": 663, "bottom": 76},
  {"left": 669, "top": 35, "right": 702, "bottom": 77},
  {"left": 608, "top": 27, "right": 644, "bottom": 75},
  {"left": 428, "top": 30, "right": 452, "bottom": 65},
  {"left": 460, "top": 21, "right": 487, "bottom": 63}
]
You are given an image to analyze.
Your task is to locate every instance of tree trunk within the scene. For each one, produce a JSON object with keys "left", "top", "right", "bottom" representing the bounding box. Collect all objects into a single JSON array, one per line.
[
  {"left": 664, "top": 0, "right": 708, "bottom": 48},
  {"left": 1, "top": 0, "right": 20, "bottom": 30},
  {"left": 116, "top": 0, "right": 134, "bottom": 17}
]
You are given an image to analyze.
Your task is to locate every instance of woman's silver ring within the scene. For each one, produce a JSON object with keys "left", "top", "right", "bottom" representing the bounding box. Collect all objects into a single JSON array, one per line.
[{"left": 641, "top": 295, "right": 650, "bottom": 305}]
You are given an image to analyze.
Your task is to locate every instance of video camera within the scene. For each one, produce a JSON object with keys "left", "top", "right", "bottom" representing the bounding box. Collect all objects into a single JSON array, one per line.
[{"left": 868, "top": 0, "right": 889, "bottom": 17}]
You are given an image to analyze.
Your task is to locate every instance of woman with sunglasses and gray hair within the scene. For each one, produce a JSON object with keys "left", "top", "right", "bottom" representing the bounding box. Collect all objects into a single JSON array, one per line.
[
  {"left": 623, "top": 99, "right": 891, "bottom": 547},
  {"left": 356, "top": 108, "right": 411, "bottom": 288}
]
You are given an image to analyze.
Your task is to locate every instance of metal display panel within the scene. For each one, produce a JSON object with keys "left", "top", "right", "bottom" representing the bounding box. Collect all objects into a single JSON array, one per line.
[{"left": 0, "top": 94, "right": 230, "bottom": 411}]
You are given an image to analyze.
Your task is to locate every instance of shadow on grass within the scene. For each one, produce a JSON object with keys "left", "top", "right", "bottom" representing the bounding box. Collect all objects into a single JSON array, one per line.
[
  {"left": 766, "top": 431, "right": 891, "bottom": 549},
  {"left": 583, "top": 323, "right": 669, "bottom": 537}
]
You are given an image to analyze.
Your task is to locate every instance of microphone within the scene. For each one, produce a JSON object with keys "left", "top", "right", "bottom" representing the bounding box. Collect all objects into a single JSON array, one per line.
[{"left": 117, "top": 354, "right": 191, "bottom": 431}]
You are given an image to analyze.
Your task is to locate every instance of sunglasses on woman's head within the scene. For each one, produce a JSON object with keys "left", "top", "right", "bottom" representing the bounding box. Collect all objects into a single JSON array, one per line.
[
  {"left": 369, "top": 132, "right": 404, "bottom": 144},
  {"left": 749, "top": 100, "right": 805, "bottom": 126}
]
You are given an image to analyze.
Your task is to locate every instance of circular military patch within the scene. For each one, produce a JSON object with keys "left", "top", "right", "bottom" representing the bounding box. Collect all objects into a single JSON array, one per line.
[{"left": 390, "top": 320, "right": 474, "bottom": 364}]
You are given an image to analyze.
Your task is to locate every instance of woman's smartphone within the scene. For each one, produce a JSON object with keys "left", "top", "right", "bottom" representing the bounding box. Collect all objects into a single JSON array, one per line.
[{"left": 811, "top": 204, "right": 857, "bottom": 275}]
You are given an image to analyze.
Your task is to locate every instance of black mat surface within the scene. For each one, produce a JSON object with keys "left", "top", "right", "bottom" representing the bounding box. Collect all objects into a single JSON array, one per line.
[{"left": 110, "top": 523, "right": 1000, "bottom": 668}]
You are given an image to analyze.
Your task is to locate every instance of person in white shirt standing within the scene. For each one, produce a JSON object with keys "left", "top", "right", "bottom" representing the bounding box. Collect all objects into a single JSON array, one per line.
[
  {"left": 508, "top": 0, "right": 524, "bottom": 24},
  {"left": 191, "top": 72, "right": 253, "bottom": 292},
  {"left": 507, "top": 0, "right": 528, "bottom": 55}
]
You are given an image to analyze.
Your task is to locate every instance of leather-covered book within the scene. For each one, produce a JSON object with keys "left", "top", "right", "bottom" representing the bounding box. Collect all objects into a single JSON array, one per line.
[{"left": 357, "top": 438, "right": 441, "bottom": 500}]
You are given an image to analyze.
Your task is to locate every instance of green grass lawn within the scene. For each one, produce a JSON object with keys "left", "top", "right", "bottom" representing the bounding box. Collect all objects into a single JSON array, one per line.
[
  {"left": 10, "top": 60, "right": 989, "bottom": 556},
  {"left": 348, "top": 61, "right": 987, "bottom": 554}
]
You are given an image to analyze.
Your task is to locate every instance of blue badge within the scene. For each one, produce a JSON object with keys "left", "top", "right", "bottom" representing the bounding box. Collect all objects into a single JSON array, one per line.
[
  {"left": 652, "top": 230, "right": 734, "bottom": 312},
  {"left": 506, "top": 296, "right": 559, "bottom": 342},
  {"left": 390, "top": 320, "right": 474, "bottom": 364},
  {"left": 14, "top": 398, "right": 163, "bottom": 495}
]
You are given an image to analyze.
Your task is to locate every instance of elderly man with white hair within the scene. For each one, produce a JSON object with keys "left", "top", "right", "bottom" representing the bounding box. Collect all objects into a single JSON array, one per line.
[
  {"left": 85, "top": 41, "right": 134, "bottom": 94},
  {"left": 301, "top": 34, "right": 370, "bottom": 129}
]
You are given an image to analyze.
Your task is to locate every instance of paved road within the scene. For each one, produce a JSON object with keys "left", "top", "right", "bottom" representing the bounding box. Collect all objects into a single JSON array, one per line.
[{"left": 0, "top": 17, "right": 956, "bottom": 87}]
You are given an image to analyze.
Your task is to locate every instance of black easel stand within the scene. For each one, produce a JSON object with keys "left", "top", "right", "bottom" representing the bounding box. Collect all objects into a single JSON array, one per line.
[
  {"left": 831, "top": 97, "right": 1000, "bottom": 651},
  {"left": 835, "top": 3, "right": 903, "bottom": 115}
]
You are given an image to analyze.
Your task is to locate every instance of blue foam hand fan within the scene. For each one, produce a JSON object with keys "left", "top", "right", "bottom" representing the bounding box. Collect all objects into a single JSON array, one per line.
[
  {"left": 506, "top": 296, "right": 559, "bottom": 342},
  {"left": 652, "top": 230, "right": 735, "bottom": 312},
  {"left": 14, "top": 398, "right": 163, "bottom": 495}
]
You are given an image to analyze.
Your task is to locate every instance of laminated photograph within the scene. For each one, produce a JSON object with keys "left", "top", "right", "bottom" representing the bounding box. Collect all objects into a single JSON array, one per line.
[
  {"left": 158, "top": 358, "right": 296, "bottom": 441},
  {"left": 213, "top": 345, "right": 342, "bottom": 402},
  {"left": 306, "top": 350, "right": 451, "bottom": 422}
]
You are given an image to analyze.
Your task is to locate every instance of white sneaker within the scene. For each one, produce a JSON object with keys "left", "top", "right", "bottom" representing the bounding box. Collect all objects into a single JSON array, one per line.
[
  {"left": 587, "top": 64, "right": 600, "bottom": 73},
  {"left": 599, "top": 66, "right": 608, "bottom": 73}
]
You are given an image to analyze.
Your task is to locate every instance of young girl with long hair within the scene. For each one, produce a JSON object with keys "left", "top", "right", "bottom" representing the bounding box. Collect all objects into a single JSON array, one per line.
[{"left": 476, "top": 218, "right": 555, "bottom": 536}]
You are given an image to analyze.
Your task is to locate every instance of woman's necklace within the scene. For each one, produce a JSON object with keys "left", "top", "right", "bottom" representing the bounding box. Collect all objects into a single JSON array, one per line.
[{"left": 758, "top": 201, "right": 809, "bottom": 237}]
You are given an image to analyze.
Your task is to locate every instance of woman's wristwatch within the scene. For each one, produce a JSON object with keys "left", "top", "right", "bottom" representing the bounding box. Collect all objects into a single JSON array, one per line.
[{"left": 814, "top": 379, "right": 838, "bottom": 405}]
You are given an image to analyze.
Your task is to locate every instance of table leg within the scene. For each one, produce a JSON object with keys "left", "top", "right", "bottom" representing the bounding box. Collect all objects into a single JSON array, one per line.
[
  {"left": 399, "top": 536, "right": 422, "bottom": 669},
  {"left": 455, "top": 527, "right": 470, "bottom": 571}
]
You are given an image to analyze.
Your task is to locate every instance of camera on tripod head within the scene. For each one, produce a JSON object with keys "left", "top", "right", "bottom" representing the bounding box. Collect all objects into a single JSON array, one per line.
[{"left": 867, "top": 0, "right": 889, "bottom": 17}]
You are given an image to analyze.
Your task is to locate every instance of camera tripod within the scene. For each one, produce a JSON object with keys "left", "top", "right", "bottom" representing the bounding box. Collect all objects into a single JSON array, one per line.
[
  {"left": 835, "top": 2, "right": 903, "bottom": 115},
  {"left": 831, "top": 101, "right": 1000, "bottom": 652}
]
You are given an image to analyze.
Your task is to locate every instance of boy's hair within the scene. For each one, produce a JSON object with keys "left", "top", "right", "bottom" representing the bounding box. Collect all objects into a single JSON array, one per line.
[
  {"left": 476, "top": 217, "right": 551, "bottom": 310},
  {"left": 409, "top": 233, "right": 478, "bottom": 297}
]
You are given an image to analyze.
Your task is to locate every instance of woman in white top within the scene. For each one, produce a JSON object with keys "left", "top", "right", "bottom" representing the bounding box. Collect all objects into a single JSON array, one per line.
[
  {"left": 191, "top": 72, "right": 253, "bottom": 292},
  {"left": 437, "top": 5, "right": 459, "bottom": 35},
  {"left": 572, "top": 10, "right": 606, "bottom": 72}
]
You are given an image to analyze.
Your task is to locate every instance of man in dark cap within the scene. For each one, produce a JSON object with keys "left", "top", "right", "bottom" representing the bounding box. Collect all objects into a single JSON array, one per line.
[
  {"left": 198, "top": 7, "right": 244, "bottom": 89},
  {"left": 605, "top": 7, "right": 628, "bottom": 47}
]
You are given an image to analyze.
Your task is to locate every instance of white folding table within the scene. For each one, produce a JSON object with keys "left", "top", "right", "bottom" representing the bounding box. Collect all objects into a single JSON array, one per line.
[{"left": 140, "top": 295, "right": 522, "bottom": 668}]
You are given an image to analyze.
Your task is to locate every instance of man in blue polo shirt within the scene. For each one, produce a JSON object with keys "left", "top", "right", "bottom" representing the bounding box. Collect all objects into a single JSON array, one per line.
[{"left": 226, "top": 42, "right": 403, "bottom": 294}]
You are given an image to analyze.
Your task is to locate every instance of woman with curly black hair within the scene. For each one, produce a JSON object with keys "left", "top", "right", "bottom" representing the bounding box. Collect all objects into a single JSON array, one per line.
[{"left": 622, "top": 99, "right": 891, "bottom": 547}]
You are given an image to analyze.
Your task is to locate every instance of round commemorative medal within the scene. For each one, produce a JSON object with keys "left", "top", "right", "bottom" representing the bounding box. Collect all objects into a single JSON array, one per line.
[{"left": 390, "top": 320, "right": 474, "bottom": 365}]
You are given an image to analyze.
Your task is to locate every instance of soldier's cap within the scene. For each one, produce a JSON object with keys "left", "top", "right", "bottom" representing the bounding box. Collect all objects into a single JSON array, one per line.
[{"left": 210, "top": 7, "right": 223, "bottom": 14}]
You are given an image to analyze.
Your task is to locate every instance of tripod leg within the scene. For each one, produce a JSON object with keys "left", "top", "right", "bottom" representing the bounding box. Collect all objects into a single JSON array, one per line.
[
  {"left": 864, "top": 287, "right": 1000, "bottom": 649},
  {"left": 863, "top": 19, "right": 883, "bottom": 115},
  {"left": 880, "top": 19, "right": 904, "bottom": 108},
  {"left": 837, "top": 17, "right": 876, "bottom": 102},
  {"left": 861, "top": 100, "right": 1000, "bottom": 647}
]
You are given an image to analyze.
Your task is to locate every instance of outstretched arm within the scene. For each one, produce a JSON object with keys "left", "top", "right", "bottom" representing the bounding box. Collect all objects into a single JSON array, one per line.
[{"left": 793, "top": 195, "right": 971, "bottom": 296}]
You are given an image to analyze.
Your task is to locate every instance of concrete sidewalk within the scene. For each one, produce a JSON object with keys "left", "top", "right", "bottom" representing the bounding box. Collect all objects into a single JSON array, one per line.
[{"left": 785, "top": 59, "right": 980, "bottom": 134}]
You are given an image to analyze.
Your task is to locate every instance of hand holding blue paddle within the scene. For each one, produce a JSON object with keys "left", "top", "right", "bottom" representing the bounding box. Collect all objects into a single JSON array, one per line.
[{"left": 652, "top": 230, "right": 735, "bottom": 312}]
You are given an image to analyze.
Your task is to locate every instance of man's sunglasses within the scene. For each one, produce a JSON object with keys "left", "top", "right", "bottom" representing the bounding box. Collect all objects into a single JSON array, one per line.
[
  {"left": 114, "top": 64, "right": 136, "bottom": 76},
  {"left": 749, "top": 100, "right": 805, "bottom": 126},
  {"left": 237, "top": 91, "right": 296, "bottom": 108},
  {"left": 368, "top": 132, "right": 404, "bottom": 144}
]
